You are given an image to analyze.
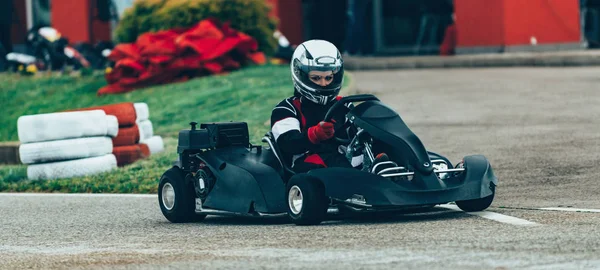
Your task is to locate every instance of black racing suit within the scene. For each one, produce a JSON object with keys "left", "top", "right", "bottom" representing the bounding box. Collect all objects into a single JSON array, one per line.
[{"left": 270, "top": 95, "right": 359, "bottom": 173}]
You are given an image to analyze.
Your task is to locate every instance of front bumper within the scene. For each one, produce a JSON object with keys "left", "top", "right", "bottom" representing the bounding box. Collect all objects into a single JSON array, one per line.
[{"left": 306, "top": 155, "right": 497, "bottom": 207}]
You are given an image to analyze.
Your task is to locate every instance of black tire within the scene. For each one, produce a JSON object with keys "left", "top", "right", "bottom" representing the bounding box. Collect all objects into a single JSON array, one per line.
[
  {"left": 0, "top": 43, "right": 7, "bottom": 72},
  {"left": 286, "top": 175, "right": 328, "bottom": 225},
  {"left": 39, "top": 46, "right": 52, "bottom": 71},
  {"left": 158, "top": 167, "right": 206, "bottom": 223},
  {"left": 455, "top": 191, "right": 495, "bottom": 212}
]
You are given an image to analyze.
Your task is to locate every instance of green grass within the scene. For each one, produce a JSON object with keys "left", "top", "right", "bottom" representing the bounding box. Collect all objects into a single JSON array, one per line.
[
  {"left": 0, "top": 65, "right": 351, "bottom": 193},
  {"left": 0, "top": 65, "right": 293, "bottom": 141},
  {"left": 0, "top": 138, "right": 178, "bottom": 193}
]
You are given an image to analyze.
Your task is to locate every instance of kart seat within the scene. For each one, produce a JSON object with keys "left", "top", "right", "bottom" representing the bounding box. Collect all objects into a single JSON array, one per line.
[{"left": 262, "top": 132, "right": 296, "bottom": 177}]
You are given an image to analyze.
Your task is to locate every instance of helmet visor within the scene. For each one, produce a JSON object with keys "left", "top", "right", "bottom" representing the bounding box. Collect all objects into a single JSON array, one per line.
[
  {"left": 298, "top": 55, "right": 342, "bottom": 74},
  {"left": 295, "top": 59, "right": 343, "bottom": 91}
]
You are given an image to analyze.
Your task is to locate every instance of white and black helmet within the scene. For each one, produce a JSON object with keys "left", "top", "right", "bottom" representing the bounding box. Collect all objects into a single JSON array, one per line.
[{"left": 291, "top": 40, "right": 344, "bottom": 105}]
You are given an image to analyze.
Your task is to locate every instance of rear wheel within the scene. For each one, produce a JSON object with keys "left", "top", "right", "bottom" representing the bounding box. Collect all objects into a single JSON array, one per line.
[
  {"left": 286, "top": 175, "right": 328, "bottom": 225},
  {"left": 158, "top": 167, "right": 206, "bottom": 223}
]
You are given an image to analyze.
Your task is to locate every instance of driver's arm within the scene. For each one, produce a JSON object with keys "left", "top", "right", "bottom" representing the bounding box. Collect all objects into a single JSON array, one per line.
[
  {"left": 271, "top": 115, "right": 324, "bottom": 155},
  {"left": 275, "top": 121, "right": 334, "bottom": 155},
  {"left": 271, "top": 101, "right": 329, "bottom": 155},
  {"left": 274, "top": 128, "right": 318, "bottom": 155}
]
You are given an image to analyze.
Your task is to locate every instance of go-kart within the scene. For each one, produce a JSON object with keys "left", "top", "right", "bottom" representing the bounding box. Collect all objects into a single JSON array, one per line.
[
  {"left": 26, "top": 26, "right": 70, "bottom": 71},
  {"left": 158, "top": 94, "right": 498, "bottom": 225}
]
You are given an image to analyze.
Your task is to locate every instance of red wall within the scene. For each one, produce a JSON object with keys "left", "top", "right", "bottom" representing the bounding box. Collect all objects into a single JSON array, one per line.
[
  {"left": 10, "top": 0, "right": 27, "bottom": 45},
  {"left": 51, "top": 0, "right": 91, "bottom": 43},
  {"left": 265, "top": 0, "right": 303, "bottom": 46},
  {"left": 503, "top": 0, "right": 580, "bottom": 45},
  {"left": 90, "top": 0, "right": 111, "bottom": 43},
  {"left": 267, "top": 0, "right": 279, "bottom": 18},
  {"left": 51, "top": 0, "right": 111, "bottom": 44},
  {"left": 455, "top": 0, "right": 580, "bottom": 48},
  {"left": 455, "top": 0, "right": 505, "bottom": 47}
]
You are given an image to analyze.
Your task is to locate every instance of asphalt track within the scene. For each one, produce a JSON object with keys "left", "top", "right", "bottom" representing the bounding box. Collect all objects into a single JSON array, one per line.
[{"left": 2, "top": 67, "right": 600, "bottom": 269}]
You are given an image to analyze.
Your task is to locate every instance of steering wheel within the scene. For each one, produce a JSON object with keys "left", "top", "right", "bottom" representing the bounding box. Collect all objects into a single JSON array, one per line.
[{"left": 323, "top": 94, "right": 380, "bottom": 144}]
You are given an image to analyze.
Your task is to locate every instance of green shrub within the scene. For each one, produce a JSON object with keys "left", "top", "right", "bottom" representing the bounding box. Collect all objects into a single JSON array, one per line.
[
  {"left": 114, "top": 0, "right": 166, "bottom": 44},
  {"left": 114, "top": 0, "right": 278, "bottom": 55}
]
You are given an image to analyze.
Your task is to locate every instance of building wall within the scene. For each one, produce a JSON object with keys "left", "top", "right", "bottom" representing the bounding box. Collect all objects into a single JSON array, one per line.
[
  {"left": 90, "top": 0, "right": 112, "bottom": 43},
  {"left": 51, "top": 0, "right": 111, "bottom": 44},
  {"left": 455, "top": 0, "right": 581, "bottom": 52},
  {"left": 503, "top": 0, "right": 580, "bottom": 45},
  {"left": 265, "top": 0, "right": 304, "bottom": 46},
  {"left": 454, "top": 0, "right": 505, "bottom": 48},
  {"left": 10, "top": 0, "right": 28, "bottom": 46},
  {"left": 51, "top": 0, "right": 91, "bottom": 43}
]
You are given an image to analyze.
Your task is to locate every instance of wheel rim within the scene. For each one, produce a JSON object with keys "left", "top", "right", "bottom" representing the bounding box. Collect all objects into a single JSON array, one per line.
[
  {"left": 162, "top": 183, "right": 176, "bottom": 210},
  {"left": 288, "top": 185, "right": 303, "bottom": 215}
]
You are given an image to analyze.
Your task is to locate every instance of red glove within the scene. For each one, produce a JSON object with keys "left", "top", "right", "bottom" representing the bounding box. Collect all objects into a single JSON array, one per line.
[{"left": 307, "top": 121, "right": 334, "bottom": 144}]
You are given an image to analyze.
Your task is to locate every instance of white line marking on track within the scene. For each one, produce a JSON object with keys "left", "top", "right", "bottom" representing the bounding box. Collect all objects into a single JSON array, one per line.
[
  {"left": 437, "top": 204, "right": 539, "bottom": 226},
  {"left": 0, "top": 193, "right": 156, "bottom": 198},
  {"left": 539, "top": 207, "right": 600, "bottom": 213}
]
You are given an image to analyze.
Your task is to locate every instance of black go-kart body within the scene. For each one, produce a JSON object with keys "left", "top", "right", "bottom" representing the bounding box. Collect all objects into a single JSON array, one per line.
[{"left": 158, "top": 94, "right": 498, "bottom": 225}]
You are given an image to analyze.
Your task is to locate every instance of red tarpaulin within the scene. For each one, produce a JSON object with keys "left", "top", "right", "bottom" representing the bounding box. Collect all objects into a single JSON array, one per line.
[{"left": 99, "top": 19, "right": 266, "bottom": 95}]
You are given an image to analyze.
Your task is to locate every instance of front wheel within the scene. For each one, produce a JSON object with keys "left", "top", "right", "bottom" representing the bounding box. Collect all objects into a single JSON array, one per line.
[
  {"left": 158, "top": 167, "right": 206, "bottom": 223},
  {"left": 286, "top": 175, "right": 328, "bottom": 226},
  {"left": 455, "top": 187, "right": 495, "bottom": 212}
]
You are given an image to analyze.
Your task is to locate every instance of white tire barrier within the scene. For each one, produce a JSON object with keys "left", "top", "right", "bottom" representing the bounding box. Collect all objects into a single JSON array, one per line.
[
  {"left": 27, "top": 154, "right": 117, "bottom": 181},
  {"left": 106, "top": 115, "right": 119, "bottom": 138},
  {"left": 17, "top": 102, "right": 159, "bottom": 177},
  {"left": 18, "top": 110, "right": 119, "bottom": 143},
  {"left": 141, "top": 136, "right": 164, "bottom": 154},
  {"left": 134, "top": 103, "right": 149, "bottom": 123},
  {"left": 137, "top": 120, "right": 153, "bottom": 141},
  {"left": 19, "top": 137, "right": 113, "bottom": 165}
]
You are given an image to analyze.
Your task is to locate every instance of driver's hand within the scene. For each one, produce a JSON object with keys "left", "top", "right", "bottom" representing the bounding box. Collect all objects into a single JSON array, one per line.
[{"left": 308, "top": 121, "right": 335, "bottom": 144}]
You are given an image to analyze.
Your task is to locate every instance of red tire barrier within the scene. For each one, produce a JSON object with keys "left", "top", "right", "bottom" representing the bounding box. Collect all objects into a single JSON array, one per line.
[
  {"left": 112, "top": 144, "right": 151, "bottom": 167},
  {"left": 70, "top": 102, "right": 149, "bottom": 127},
  {"left": 112, "top": 124, "right": 140, "bottom": 147}
]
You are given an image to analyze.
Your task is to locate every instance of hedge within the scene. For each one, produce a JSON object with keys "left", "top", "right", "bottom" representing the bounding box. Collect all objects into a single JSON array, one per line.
[{"left": 114, "top": 0, "right": 278, "bottom": 55}]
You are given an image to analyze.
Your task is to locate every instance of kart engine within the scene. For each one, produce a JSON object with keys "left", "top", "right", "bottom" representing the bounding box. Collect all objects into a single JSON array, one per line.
[
  {"left": 177, "top": 121, "right": 250, "bottom": 199},
  {"left": 190, "top": 166, "right": 215, "bottom": 199}
]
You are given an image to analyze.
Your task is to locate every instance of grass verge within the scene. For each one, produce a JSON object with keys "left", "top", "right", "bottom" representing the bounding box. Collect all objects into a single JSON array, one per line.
[{"left": 0, "top": 65, "right": 351, "bottom": 193}]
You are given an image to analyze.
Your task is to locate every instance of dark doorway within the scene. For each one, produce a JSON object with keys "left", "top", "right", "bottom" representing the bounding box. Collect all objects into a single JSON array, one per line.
[
  {"left": 302, "top": 0, "right": 348, "bottom": 50},
  {"left": 374, "top": 0, "right": 453, "bottom": 55}
]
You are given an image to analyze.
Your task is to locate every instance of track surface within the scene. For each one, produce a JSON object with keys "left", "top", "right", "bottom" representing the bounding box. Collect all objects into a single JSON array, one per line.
[{"left": 2, "top": 67, "right": 600, "bottom": 269}]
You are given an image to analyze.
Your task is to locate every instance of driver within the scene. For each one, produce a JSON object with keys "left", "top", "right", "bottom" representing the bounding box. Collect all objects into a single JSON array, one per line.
[{"left": 270, "top": 39, "right": 388, "bottom": 173}]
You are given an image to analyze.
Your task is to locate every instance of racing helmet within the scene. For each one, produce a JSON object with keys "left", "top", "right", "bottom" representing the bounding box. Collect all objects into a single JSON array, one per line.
[{"left": 291, "top": 40, "right": 344, "bottom": 105}]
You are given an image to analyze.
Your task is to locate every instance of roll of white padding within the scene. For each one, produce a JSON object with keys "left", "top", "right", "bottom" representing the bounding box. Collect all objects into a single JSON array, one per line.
[
  {"left": 17, "top": 110, "right": 119, "bottom": 143},
  {"left": 27, "top": 154, "right": 117, "bottom": 181},
  {"left": 134, "top": 103, "right": 149, "bottom": 122},
  {"left": 137, "top": 120, "right": 154, "bottom": 141},
  {"left": 19, "top": 137, "right": 113, "bottom": 164},
  {"left": 140, "top": 136, "right": 164, "bottom": 154},
  {"left": 106, "top": 115, "right": 119, "bottom": 137}
]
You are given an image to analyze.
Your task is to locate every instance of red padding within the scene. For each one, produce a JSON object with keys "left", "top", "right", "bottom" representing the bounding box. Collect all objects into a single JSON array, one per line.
[
  {"left": 71, "top": 102, "right": 137, "bottom": 127},
  {"left": 139, "top": 144, "right": 151, "bottom": 157},
  {"left": 112, "top": 144, "right": 151, "bottom": 167},
  {"left": 112, "top": 124, "right": 140, "bottom": 146}
]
